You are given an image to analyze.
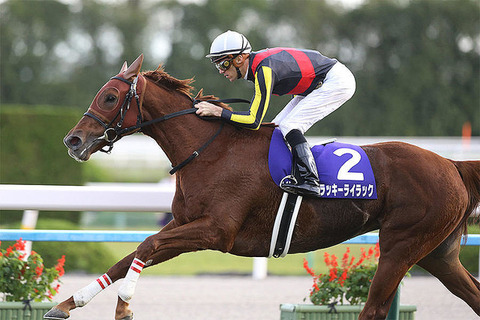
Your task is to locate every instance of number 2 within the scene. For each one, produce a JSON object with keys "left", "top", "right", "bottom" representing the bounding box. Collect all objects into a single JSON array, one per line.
[{"left": 333, "top": 148, "right": 364, "bottom": 181}]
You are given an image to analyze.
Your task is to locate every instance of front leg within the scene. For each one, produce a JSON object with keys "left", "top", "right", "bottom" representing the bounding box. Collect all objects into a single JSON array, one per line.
[
  {"left": 44, "top": 221, "right": 176, "bottom": 320},
  {"left": 115, "top": 216, "right": 238, "bottom": 319}
]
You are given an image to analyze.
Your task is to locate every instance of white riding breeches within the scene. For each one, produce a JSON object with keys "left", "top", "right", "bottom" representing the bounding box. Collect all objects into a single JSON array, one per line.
[{"left": 272, "top": 62, "right": 356, "bottom": 136}]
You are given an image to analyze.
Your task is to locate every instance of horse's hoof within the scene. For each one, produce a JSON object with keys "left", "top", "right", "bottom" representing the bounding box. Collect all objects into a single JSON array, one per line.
[
  {"left": 43, "top": 307, "right": 70, "bottom": 319},
  {"left": 118, "top": 314, "right": 134, "bottom": 320}
]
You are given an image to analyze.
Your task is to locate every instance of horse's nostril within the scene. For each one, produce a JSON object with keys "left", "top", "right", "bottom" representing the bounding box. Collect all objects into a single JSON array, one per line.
[{"left": 66, "top": 135, "right": 82, "bottom": 149}]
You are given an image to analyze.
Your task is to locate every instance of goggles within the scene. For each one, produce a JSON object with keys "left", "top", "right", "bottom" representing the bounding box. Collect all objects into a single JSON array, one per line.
[{"left": 215, "top": 58, "right": 233, "bottom": 72}]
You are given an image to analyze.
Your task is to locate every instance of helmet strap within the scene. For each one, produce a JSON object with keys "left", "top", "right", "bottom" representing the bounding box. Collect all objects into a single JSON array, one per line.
[
  {"left": 235, "top": 67, "right": 242, "bottom": 80},
  {"left": 233, "top": 54, "right": 247, "bottom": 79}
]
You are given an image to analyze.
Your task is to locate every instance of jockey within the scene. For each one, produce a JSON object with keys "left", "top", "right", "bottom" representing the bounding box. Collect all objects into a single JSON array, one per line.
[{"left": 195, "top": 30, "right": 356, "bottom": 197}]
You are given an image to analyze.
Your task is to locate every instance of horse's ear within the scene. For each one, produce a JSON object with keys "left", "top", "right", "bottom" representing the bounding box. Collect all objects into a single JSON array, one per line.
[
  {"left": 123, "top": 54, "right": 144, "bottom": 79},
  {"left": 119, "top": 61, "right": 128, "bottom": 74}
]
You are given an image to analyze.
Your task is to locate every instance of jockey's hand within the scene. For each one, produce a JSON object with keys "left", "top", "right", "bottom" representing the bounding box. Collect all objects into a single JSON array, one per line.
[{"left": 195, "top": 101, "right": 223, "bottom": 117}]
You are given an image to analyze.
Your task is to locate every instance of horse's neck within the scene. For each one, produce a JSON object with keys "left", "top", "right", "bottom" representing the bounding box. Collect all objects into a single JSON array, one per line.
[{"left": 141, "top": 84, "right": 222, "bottom": 166}]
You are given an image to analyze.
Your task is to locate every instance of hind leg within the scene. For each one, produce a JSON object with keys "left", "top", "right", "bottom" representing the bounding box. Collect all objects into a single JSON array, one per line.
[
  {"left": 359, "top": 214, "right": 465, "bottom": 319},
  {"left": 358, "top": 244, "right": 411, "bottom": 319},
  {"left": 416, "top": 228, "right": 480, "bottom": 315}
]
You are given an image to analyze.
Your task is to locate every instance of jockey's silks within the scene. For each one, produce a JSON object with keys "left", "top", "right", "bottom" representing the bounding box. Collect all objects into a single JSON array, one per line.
[{"left": 221, "top": 48, "right": 337, "bottom": 129}]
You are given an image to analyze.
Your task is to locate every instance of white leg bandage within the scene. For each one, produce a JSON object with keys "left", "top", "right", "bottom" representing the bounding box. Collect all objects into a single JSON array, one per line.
[
  {"left": 73, "top": 273, "right": 112, "bottom": 307},
  {"left": 118, "top": 258, "right": 145, "bottom": 303}
]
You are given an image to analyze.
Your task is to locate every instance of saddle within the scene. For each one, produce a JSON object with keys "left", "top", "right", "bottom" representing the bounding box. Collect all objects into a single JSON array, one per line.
[{"left": 267, "top": 129, "right": 378, "bottom": 258}]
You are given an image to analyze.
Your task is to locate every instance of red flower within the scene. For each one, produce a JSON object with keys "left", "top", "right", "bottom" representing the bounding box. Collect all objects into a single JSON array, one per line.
[
  {"left": 303, "top": 258, "right": 316, "bottom": 277},
  {"left": 374, "top": 242, "right": 380, "bottom": 259},
  {"left": 324, "top": 252, "right": 330, "bottom": 266},
  {"left": 342, "top": 247, "right": 350, "bottom": 267},
  {"left": 330, "top": 254, "right": 338, "bottom": 267},
  {"left": 355, "top": 248, "right": 367, "bottom": 267},
  {"left": 6, "top": 247, "right": 13, "bottom": 257},
  {"left": 368, "top": 247, "right": 374, "bottom": 259},
  {"left": 55, "top": 255, "right": 66, "bottom": 277},
  {"left": 329, "top": 267, "right": 337, "bottom": 282},
  {"left": 339, "top": 270, "right": 348, "bottom": 286},
  {"left": 14, "top": 239, "right": 26, "bottom": 251},
  {"left": 36, "top": 266, "right": 43, "bottom": 277}
]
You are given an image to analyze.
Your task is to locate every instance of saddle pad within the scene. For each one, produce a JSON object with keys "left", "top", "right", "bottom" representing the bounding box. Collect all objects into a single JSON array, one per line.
[{"left": 269, "top": 129, "right": 377, "bottom": 199}]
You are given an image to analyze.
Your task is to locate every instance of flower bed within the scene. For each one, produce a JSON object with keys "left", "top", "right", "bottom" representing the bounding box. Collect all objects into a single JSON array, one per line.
[
  {"left": 304, "top": 244, "right": 380, "bottom": 305},
  {"left": 0, "top": 239, "right": 65, "bottom": 302}
]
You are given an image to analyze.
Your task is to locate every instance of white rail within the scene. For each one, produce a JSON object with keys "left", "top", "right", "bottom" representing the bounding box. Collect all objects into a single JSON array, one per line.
[{"left": 0, "top": 184, "right": 173, "bottom": 212}]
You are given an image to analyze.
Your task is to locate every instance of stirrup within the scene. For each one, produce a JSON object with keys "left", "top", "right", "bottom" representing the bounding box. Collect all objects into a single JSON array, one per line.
[{"left": 280, "top": 175, "right": 297, "bottom": 186}]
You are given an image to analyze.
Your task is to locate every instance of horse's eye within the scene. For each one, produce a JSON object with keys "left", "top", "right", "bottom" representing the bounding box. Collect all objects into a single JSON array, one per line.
[
  {"left": 96, "top": 87, "right": 120, "bottom": 111},
  {"left": 105, "top": 94, "right": 117, "bottom": 104}
]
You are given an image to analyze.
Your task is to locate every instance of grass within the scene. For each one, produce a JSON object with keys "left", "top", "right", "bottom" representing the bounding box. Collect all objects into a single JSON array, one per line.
[{"left": 103, "top": 242, "right": 376, "bottom": 276}]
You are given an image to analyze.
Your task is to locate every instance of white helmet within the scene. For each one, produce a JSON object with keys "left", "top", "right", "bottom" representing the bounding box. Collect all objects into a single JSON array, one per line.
[{"left": 206, "top": 30, "right": 252, "bottom": 62}]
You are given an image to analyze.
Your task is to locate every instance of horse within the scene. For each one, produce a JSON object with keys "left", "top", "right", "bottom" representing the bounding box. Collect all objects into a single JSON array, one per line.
[{"left": 46, "top": 54, "right": 480, "bottom": 320}]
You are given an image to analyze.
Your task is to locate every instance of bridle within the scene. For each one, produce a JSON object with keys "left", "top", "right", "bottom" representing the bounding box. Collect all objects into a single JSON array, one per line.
[
  {"left": 84, "top": 75, "right": 145, "bottom": 153},
  {"left": 84, "top": 74, "right": 249, "bottom": 174}
]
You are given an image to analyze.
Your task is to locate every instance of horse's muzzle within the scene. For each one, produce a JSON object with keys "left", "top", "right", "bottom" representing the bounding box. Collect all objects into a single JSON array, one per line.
[{"left": 64, "top": 133, "right": 101, "bottom": 162}]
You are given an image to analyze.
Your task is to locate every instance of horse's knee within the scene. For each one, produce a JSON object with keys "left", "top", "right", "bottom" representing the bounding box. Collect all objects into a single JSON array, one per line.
[{"left": 136, "top": 234, "right": 158, "bottom": 260}]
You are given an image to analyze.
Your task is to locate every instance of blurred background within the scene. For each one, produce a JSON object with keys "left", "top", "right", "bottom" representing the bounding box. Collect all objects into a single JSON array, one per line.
[{"left": 0, "top": 0, "right": 479, "bottom": 275}]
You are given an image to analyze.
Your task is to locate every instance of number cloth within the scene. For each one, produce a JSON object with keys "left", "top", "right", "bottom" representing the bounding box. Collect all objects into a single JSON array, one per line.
[{"left": 268, "top": 129, "right": 377, "bottom": 199}]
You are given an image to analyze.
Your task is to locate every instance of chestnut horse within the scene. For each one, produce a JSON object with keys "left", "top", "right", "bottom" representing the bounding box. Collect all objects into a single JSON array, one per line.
[{"left": 47, "top": 54, "right": 480, "bottom": 320}]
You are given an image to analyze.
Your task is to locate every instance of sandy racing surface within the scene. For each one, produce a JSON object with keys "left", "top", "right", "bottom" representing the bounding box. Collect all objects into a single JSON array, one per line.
[{"left": 52, "top": 274, "right": 478, "bottom": 319}]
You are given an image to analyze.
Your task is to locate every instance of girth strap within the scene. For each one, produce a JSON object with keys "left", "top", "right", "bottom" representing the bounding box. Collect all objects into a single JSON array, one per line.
[{"left": 269, "top": 193, "right": 303, "bottom": 258}]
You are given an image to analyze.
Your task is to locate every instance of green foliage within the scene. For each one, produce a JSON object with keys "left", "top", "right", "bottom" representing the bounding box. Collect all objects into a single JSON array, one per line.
[
  {"left": 31, "top": 219, "right": 117, "bottom": 274},
  {"left": 0, "top": 105, "right": 85, "bottom": 224},
  {"left": 344, "top": 264, "right": 376, "bottom": 305},
  {"left": 0, "top": 220, "right": 117, "bottom": 274},
  {"left": 0, "top": 239, "right": 65, "bottom": 302},
  {"left": 0, "top": 105, "right": 83, "bottom": 185},
  {"left": 1, "top": 0, "right": 478, "bottom": 136},
  {"left": 460, "top": 246, "right": 479, "bottom": 276},
  {"left": 333, "top": 0, "right": 480, "bottom": 136}
]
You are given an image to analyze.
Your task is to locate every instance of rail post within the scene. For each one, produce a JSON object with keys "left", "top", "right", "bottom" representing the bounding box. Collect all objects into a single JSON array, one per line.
[
  {"left": 386, "top": 287, "right": 400, "bottom": 320},
  {"left": 20, "top": 209, "right": 39, "bottom": 258}
]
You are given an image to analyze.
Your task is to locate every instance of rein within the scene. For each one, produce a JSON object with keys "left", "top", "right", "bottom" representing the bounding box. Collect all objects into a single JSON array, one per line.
[{"left": 84, "top": 75, "right": 249, "bottom": 174}]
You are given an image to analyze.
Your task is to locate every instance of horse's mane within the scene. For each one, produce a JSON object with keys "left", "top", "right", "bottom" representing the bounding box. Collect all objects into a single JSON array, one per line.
[
  {"left": 142, "top": 65, "right": 194, "bottom": 97},
  {"left": 142, "top": 65, "right": 231, "bottom": 111}
]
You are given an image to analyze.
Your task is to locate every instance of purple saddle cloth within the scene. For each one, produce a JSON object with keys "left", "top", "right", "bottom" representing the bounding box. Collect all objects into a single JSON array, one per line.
[{"left": 268, "top": 129, "right": 377, "bottom": 199}]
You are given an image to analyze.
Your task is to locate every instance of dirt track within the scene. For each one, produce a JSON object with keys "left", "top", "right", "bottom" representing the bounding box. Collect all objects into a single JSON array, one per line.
[{"left": 52, "top": 274, "right": 478, "bottom": 319}]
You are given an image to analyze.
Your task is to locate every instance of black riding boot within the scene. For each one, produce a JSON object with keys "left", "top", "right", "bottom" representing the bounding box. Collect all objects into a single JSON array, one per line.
[{"left": 280, "top": 129, "right": 321, "bottom": 197}]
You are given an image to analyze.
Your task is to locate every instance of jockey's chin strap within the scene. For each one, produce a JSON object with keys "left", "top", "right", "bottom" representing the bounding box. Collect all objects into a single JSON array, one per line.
[{"left": 84, "top": 80, "right": 250, "bottom": 174}]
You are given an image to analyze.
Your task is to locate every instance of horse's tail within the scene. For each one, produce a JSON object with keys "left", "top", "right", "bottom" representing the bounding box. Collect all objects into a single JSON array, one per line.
[{"left": 451, "top": 160, "right": 480, "bottom": 235}]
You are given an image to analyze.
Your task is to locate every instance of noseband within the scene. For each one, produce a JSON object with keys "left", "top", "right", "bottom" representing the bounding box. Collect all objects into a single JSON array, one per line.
[{"left": 84, "top": 75, "right": 249, "bottom": 174}]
